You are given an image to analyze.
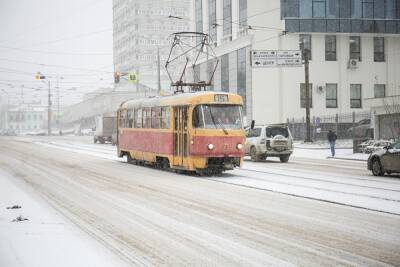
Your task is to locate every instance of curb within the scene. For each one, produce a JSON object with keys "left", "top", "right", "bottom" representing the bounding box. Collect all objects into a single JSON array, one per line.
[{"left": 326, "top": 156, "right": 368, "bottom": 162}]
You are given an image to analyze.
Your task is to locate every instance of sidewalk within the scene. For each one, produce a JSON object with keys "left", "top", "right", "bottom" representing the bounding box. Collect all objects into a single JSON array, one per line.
[
  {"left": 292, "top": 143, "right": 369, "bottom": 162},
  {"left": 294, "top": 139, "right": 353, "bottom": 149}
]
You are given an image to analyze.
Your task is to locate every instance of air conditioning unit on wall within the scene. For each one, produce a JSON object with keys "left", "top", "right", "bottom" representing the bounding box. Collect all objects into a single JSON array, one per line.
[{"left": 348, "top": 59, "right": 359, "bottom": 69}]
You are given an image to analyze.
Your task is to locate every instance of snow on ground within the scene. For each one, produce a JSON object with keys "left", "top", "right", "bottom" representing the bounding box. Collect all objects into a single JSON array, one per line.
[
  {"left": 292, "top": 147, "right": 370, "bottom": 161},
  {"left": 294, "top": 139, "right": 353, "bottom": 149},
  {"left": 0, "top": 169, "right": 128, "bottom": 267}
]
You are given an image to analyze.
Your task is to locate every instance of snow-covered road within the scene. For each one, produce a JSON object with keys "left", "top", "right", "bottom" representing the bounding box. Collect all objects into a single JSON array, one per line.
[
  {"left": 0, "top": 136, "right": 399, "bottom": 266},
  {"left": 29, "top": 136, "right": 400, "bottom": 215}
]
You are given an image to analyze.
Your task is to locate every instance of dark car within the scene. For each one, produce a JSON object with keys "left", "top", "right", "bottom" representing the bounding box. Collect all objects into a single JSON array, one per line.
[{"left": 368, "top": 142, "right": 400, "bottom": 176}]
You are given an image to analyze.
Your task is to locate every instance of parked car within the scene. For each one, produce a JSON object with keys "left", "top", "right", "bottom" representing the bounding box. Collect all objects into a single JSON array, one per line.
[
  {"left": 347, "top": 119, "right": 374, "bottom": 138},
  {"left": 358, "top": 140, "right": 375, "bottom": 153},
  {"left": 245, "top": 124, "right": 293, "bottom": 162},
  {"left": 364, "top": 140, "right": 392, "bottom": 154},
  {"left": 368, "top": 141, "right": 400, "bottom": 176}
]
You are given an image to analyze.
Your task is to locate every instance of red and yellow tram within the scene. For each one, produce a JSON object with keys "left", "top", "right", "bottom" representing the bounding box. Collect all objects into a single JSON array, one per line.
[{"left": 116, "top": 91, "right": 245, "bottom": 175}]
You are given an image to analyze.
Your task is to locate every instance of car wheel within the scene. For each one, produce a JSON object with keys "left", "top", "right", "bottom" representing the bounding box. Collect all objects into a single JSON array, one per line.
[
  {"left": 280, "top": 155, "right": 290, "bottom": 163},
  {"left": 250, "top": 147, "right": 259, "bottom": 162},
  {"left": 371, "top": 159, "right": 384, "bottom": 176}
]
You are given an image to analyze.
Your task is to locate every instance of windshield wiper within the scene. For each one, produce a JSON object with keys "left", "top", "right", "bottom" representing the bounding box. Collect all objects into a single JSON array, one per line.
[{"left": 208, "top": 108, "right": 228, "bottom": 135}]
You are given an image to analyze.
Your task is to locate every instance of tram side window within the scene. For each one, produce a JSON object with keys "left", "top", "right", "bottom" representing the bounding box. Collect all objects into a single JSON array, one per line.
[
  {"left": 192, "top": 105, "right": 204, "bottom": 128},
  {"left": 119, "top": 110, "right": 127, "bottom": 128},
  {"left": 143, "top": 108, "right": 152, "bottom": 128},
  {"left": 151, "top": 107, "right": 161, "bottom": 128},
  {"left": 127, "top": 110, "right": 134, "bottom": 128},
  {"left": 135, "top": 109, "right": 142, "bottom": 128},
  {"left": 161, "top": 107, "right": 170, "bottom": 129}
]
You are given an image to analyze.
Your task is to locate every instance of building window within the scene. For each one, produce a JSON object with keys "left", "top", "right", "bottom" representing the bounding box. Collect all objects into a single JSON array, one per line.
[
  {"left": 385, "top": 0, "right": 396, "bottom": 19},
  {"left": 374, "top": 37, "right": 385, "bottom": 62},
  {"left": 300, "top": 83, "right": 313, "bottom": 108},
  {"left": 349, "top": 36, "right": 361, "bottom": 61},
  {"left": 208, "top": 0, "right": 217, "bottom": 42},
  {"left": 299, "top": 34, "right": 312, "bottom": 60},
  {"left": 326, "top": 83, "right": 338, "bottom": 108},
  {"left": 221, "top": 54, "right": 229, "bottom": 92},
  {"left": 325, "top": 35, "right": 336, "bottom": 61},
  {"left": 223, "top": 0, "right": 232, "bottom": 36},
  {"left": 237, "top": 48, "right": 247, "bottom": 114},
  {"left": 362, "top": 0, "right": 374, "bottom": 18},
  {"left": 351, "top": 0, "right": 362, "bottom": 18},
  {"left": 350, "top": 84, "right": 362, "bottom": 108},
  {"left": 374, "top": 84, "right": 386, "bottom": 98},
  {"left": 239, "top": 0, "right": 247, "bottom": 27},
  {"left": 313, "top": 0, "right": 326, "bottom": 18},
  {"left": 326, "top": 0, "right": 339, "bottom": 18},
  {"left": 300, "top": 0, "right": 313, "bottom": 17}
]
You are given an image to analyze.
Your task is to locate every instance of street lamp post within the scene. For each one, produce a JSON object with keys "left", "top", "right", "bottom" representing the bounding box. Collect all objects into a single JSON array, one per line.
[{"left": 47, "top": 80, "right": 51, "bottom": 136}]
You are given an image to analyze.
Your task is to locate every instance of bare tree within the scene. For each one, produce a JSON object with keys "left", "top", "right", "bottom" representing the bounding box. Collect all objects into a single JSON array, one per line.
[{"left": 382, "top": 95, "right": 400, "bottom": 141}]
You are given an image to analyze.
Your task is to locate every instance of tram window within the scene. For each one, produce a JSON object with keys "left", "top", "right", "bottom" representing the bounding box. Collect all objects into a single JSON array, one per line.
[
  {"left": 197, "top": 104, "right": 243, "bottom": 129},
  {"left": 119, "top": 110, "right": 127, "bottom": 128},
  {"left": 161, "top": 107, "right": 170, "bottom": 129},
  {"left": 135, "top": 109, "right": 142, "bottom": 128},
  {"left": 151, "top": 107, "right": 161, "bottom": 128},
  {"left": 143, "top": 108, "right": 151, "bottom": 128},
  {"left": 192, "top": 105, "right": 204, "bottom": 128},
  {"left": 127, "top": 110, "right": 134, "bottom": 128}
]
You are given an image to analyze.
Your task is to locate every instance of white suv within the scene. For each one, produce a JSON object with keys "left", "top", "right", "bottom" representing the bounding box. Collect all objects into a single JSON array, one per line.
[{"left": 245, "top": 124, "right": 293, "bottom": 162}]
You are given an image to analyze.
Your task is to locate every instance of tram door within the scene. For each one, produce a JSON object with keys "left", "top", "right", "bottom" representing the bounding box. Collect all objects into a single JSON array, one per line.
[{"left": 173, "top": 106, "right": 189, "bottom": 167}]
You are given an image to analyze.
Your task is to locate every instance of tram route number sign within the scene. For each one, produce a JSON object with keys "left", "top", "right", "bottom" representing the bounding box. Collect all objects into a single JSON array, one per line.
[{"left": 251, "top": 50, "right": 302, "bottom": 68}]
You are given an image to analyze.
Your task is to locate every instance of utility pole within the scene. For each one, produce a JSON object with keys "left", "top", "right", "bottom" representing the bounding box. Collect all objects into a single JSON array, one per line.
[
  {"left": 302, "top": 47, "right": 312, "bottom": 142},
  {"left": 47, "top": 80, "right": 52, "bottom": 136},
  {"left": 136, "top": 68, "right": 140, "bottom": 92},
  {"left": 157, "top": 47, "right": 161, "bottom": 93}
]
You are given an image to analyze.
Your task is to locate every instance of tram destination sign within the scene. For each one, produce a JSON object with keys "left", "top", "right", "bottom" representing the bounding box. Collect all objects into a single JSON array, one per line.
[{"left": 251, "top": 50, "right": 302, "bottom": 68}]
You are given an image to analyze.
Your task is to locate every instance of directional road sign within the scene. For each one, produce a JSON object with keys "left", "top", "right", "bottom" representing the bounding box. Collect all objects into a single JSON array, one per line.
[{"left": 251, "top": 50, "right": 302, "bottom": 68}]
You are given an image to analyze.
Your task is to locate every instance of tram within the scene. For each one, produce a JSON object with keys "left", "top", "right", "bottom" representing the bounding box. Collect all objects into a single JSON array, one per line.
[{"left": 116, "top": 91, "right": 245, "bottom": 175}]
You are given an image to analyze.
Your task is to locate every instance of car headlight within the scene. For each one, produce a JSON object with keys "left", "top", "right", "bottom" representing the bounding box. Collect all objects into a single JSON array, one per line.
[
  {"left": 207, "top": 144, "right": 214, "bottom": 150},
  {"left": 237, "top": 143, "right": 243, "bottom": 150}
]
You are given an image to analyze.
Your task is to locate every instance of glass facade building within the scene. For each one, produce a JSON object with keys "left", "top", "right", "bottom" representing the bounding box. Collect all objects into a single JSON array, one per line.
[{"left": 281, "top": 0, "right": 400, "bottom": 33}]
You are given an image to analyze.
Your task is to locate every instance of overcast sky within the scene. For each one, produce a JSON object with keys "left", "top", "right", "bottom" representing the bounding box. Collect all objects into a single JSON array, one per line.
[{"left": 0, "top": 0, "right": 114, "bottom": 107}]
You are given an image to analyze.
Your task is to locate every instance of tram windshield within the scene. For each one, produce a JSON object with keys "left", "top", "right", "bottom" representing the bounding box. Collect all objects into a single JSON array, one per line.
[{"left": 193, "top": 104, "right": 243, "bottom": 130}]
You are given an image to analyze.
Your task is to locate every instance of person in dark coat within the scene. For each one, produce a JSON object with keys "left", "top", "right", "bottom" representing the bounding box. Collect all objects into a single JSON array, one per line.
[{"left": 327, "top": 130, "right": 337, "bottom": 156}]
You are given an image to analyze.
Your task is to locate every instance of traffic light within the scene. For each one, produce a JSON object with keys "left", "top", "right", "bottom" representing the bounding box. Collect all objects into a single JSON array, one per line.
[
  {"left": 114, "top": 72, "right": 120, "bottom": 83},
  {"left": 35, "top": 72, "right": 45, "bottom": 80},
  {"left": 128, "top": 72, "right": 137, "bottom": 83}
]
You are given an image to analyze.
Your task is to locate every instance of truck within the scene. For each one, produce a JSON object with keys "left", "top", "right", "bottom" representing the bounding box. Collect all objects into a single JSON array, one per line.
[{"left": 94, "top": 115, "right": 117, "bottom": 144}]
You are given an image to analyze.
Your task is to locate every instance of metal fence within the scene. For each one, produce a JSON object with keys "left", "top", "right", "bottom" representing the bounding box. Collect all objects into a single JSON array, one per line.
[{"left": 287, "top": 111, "right": 372, "bottom": 141}]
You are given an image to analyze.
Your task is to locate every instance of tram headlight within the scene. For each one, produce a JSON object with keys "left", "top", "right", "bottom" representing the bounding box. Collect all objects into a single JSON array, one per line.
[
  {"left": 237, "top": 143, "right": 243, "bottom": 150},
  {"left": 207, "top": 143, "right": 214, "bottom": 150}
]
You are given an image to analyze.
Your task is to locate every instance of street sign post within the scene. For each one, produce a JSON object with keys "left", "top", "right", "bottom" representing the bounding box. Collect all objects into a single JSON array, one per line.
[{"left": 251, "top": 50, "right": 302, "bottom": 68}]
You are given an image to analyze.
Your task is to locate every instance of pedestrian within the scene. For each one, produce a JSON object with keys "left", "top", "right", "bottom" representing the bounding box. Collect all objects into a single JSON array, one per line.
[{"left": 327, "top": 130, "right": 337, "bottom": 157}]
